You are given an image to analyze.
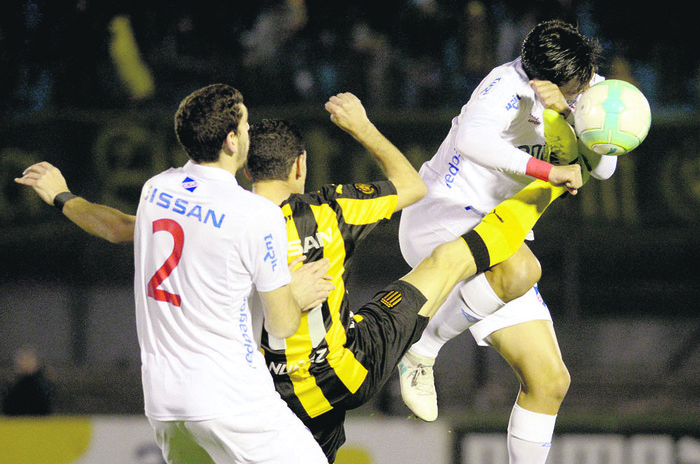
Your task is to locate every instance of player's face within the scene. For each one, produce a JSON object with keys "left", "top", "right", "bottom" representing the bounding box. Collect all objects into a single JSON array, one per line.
[
  {"left": 560, "top": 72, "right": 594, "bottom": 105},
  {"left": 560, "top": 80, "right": 588, "bottom": 105}
]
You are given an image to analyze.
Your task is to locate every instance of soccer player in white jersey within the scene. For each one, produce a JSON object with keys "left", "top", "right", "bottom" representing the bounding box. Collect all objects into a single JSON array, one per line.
[
  {"left": 132, "top": 84, "right": 331, "bottom": 464},
  {"left": 397, "top": 20, "right": 617, "bottom": 464}
]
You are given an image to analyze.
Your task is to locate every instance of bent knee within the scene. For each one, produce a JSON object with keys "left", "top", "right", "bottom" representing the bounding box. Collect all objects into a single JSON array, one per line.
[
  {"left": 522, "top": 364, "right": 571, "bottom": 402},
  {"left": 488, "top": 249, "right": 542, "bottom": 302}
]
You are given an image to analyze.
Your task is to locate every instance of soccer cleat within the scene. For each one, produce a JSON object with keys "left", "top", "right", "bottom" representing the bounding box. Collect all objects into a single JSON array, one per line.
[
  {"left": 542, "top": 109, "right": 579, "bottom": 166},
  {"left": 397, "top": 351, "right": 438, "bottom": 421}
]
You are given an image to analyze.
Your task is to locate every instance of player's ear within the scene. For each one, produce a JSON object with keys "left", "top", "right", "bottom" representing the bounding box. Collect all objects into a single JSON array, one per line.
[
  {"left": 295, "top": 152, "right": 307, "bottom": 180},
  {"left": 223, "top": 131, "right": 238, "bottom": 155}
]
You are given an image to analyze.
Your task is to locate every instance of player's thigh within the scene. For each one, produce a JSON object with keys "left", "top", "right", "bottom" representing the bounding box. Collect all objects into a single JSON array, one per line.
[
  {"left": 194, "top": 413, "right": 326, "bottom": 464},
  {"left": 153, "top": 410, "right": 327, "bottom": 464},
  {"left": 149, "top": 419, "right": 216, "bottom": 464},
  {"left": 398, "top": 209, "right": 451, "bottom": 267},
  {"left": 485, "top": 319, "right": 567, "bottom": 388},
  {"left": 348, "top": 281, "right": 429, "bottom": 407},
  {"left": 399, "top": 197, "right": 481, "bottom": 268}
]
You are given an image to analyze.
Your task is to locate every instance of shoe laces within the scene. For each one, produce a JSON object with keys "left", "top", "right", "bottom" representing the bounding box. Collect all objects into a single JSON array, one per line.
[{"left": 409, "top": 363, "right": 435, "bottom": 394}]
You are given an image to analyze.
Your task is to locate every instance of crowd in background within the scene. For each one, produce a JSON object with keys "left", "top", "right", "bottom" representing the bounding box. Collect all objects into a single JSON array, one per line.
[
  {"left": 1, "top": 0, "right": 696, "bottom": 119},
  {"left": 1, "top": 0, "right": 699, "bottom": 422}
]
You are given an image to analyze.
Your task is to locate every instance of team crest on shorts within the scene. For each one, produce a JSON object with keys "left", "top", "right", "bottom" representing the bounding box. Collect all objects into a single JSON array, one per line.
[
  {"left": 354, "top": 183, "right": 375, "bottom": 195},
  {"left": 380, "top": 291, "right": 402, "bottom": 308}
]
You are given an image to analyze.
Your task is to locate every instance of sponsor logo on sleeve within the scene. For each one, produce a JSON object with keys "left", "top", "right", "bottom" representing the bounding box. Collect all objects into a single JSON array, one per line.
[
  {"left": 506, "top": 94, "right": 521, "bottom": 111},
  {"left": 481, "top": 78, "right": 501, "bottom": 96},
  {"left": 263, "top": 234, "right": 279, "bottom": 271}
]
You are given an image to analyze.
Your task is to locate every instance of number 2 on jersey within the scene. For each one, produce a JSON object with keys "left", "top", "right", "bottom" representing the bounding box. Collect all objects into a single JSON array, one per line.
[{"left": 147, "top": 218, "right": 184, "bottom": 307}]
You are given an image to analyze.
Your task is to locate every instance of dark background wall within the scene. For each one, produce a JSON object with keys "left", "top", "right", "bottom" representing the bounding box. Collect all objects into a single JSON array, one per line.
[{"left": 1, "top": 0, "right": 699, "bottom": 421}]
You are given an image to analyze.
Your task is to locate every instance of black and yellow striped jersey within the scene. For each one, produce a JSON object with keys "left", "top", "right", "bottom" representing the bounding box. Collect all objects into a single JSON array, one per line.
[{"left": 261, "top": 180, "right": 398, "bottom": 421}]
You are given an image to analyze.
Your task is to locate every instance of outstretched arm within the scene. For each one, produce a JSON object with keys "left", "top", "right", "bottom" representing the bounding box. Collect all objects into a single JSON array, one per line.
[
  {"left": 15, "top": 162, "right": 135, "bottom": 243},
  {"left": 324, "top": 92, "right": 427, "bottom": 210}
]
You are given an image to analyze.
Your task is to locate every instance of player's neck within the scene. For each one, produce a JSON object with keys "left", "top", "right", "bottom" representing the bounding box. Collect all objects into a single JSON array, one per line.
[
  {"left": 198, "top": 151, "right": 244, "bottom": 177},
  {"left": 252, "top": 180, "right": 294, "bottom": 206}
]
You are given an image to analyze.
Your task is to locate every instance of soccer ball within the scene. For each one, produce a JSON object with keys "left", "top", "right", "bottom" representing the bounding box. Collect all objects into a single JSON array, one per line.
[{"left": 574, "top": 79, "right": 651, "bottom": 156}]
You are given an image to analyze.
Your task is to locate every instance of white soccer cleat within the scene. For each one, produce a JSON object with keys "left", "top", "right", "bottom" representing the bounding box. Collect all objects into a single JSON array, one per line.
[{"left": 398, "top": 351, "right": 438, "bottom": 421}]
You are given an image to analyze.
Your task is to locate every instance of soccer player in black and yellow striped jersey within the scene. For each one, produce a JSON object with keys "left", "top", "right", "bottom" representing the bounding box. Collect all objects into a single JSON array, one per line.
[
  {"left": 246, "top": 92, "right": 583, "bottom": 462},
  {"left": 17, "top": 92, "right": 583, "bottom": 464}
]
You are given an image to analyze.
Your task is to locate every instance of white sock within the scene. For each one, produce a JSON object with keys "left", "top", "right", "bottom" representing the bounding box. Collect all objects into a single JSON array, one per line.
[
  {"left": 457, "top": 272, "right": 506, "bottom": 320},
  {"left": 409, "top": 274, "right": 505, "bottom": 359},
  {"left": 507, "top": 403, "right": 557, "bottom": 464}
]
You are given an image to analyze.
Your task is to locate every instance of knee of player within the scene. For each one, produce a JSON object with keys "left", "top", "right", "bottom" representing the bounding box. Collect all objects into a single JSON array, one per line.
[
  {"left": 547, "top": 366, "right": 571, "bottom": 402},
  {"left": 523, "top": 364, "right": 571, "bottom": 402},
  {"left": 489, "top": 255, "right": 541, "bottom": 302},
  {"left": 512, "top": 254, "right": 542, "bottom": 292}
]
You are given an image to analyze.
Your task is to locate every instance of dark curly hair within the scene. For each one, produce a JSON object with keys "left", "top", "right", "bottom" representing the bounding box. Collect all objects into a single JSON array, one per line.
[
  {"left": 521, "top": 20, "right": 602, "bottom": 90},
  {"left": 246, "top": 119, "right": 305, "bottom": 183},
  {"left": 174, "top": 84, "right": 245, "bottom": 163}
]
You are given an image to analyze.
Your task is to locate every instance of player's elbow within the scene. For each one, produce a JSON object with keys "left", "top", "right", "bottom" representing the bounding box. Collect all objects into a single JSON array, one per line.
[
  {"left": 395, "top": 179, "right": 427, "bottom": 211},
  {"left": 455, "top": 126, "right": 486, "bottom": 159},
  {"left": 407, "top": 180, "right": 428, "bottom": 204},
  {"left": 104, "top": 217, "right": 136, "bottom": 243},
  {"left": 265, "top": 318, "right": 300, "bottom": 339}
]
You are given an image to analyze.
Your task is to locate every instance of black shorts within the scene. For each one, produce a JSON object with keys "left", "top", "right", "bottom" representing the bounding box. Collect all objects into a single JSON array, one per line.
[{"left": 305, "top": 279, "right": 429, "bottom": 462}]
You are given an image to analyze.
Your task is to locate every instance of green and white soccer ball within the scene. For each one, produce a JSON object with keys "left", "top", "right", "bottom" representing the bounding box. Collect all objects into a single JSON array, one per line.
[{"left": 574, "top": 79, "right": 651, "bottom": 156}]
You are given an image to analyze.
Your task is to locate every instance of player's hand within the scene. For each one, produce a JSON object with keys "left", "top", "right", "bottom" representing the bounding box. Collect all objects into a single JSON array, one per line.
[
  {"left": 548, "top": 164, "right": 583, "bottom": 195},
  {"left": 324, "top": 92, "right": 374, "bottom": 139},
  {"left": 14, "top": 161, "right": 71, "bottom": 206},
  {"left": 289, "top": 256, "right": 335, "bottom": 311},
  {"left": 530, "top": 79, "right": 571, "bottom": 118}
]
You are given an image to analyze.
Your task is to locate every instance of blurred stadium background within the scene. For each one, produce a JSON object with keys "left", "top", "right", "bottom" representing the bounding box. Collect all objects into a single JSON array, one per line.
[{"left": 1, "top": 1, "right": 699, "bottom": 463}]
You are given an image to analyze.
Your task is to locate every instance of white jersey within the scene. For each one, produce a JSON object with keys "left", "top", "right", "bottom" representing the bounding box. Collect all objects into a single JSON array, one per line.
[
  {"left": 134, "top": 161, "right": 291, "bottom": 422},
  {"left": 413, "top": 58, "right": 610, "bottom": 237},
  {"left": 400, "top": 57, "right": 613, "bottom": 265},
  {"left": 399, "top": 58, "right": 615, "bottom": 347}
]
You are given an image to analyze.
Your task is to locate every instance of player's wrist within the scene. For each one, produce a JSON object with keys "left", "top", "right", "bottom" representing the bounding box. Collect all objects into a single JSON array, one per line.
[
  {"left": 351, "top": 121, "right": 377, "bottom": 142},
  {"left": 525, "top": 157, "right": 553, "bottom": 181},
  {"left": 53, "top": 191, "right": 78, "bottom": 212}
]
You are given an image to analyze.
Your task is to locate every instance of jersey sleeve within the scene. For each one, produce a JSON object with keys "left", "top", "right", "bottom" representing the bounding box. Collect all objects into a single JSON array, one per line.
[
  {"left": 590, "top": 154, "right": 617, "bottom": 180},
  {"left": 319, "top": 180, "right": 398, "bottom": 244},
  {"left": 244, "top": 201, "right": 291, "bottom": 293},
  {"left": 455, "top": 76, "right": 533, "bottom": 176}
]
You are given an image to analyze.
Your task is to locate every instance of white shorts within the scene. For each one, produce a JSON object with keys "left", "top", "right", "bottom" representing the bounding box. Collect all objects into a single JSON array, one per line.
[
  {"left": 399, "top": 197, "right": 549, "bottom": 346},
  {"left": 149, "top": 404, "right": 327, "bottom": 464},
  {"left": 468, "top": 284, "right": 551, "bottom": 346}
]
